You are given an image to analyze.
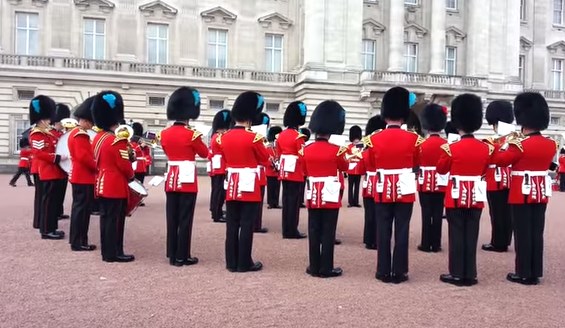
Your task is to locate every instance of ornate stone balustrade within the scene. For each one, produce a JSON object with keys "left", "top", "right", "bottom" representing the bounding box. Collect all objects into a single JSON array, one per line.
[
  {"left": 524, "top": 89, "right": 565, "bottom": 100},
  {"left": 361, "top": 70, "right": 489, "bottom": 89}
]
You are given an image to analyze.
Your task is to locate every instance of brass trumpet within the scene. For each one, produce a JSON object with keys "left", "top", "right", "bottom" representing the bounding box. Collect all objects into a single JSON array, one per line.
[{"left": 493, "top": 131, "right": 523, "bottom": 143}]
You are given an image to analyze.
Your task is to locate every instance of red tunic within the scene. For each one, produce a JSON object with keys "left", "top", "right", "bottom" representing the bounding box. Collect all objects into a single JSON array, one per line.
[
  {"left": 68, "top": 127, "right": 96, "bottom": 185},
  {"left": 130, "top": 141, "right": 148, "bottom": 173},
  {"left": 276, "top": 128, "right": 305, "bottom": 182},
  {"left": 483, "top": 137, "right": 511, "bottom": 191},
  {"left": 436, "top": 135, "right": 493, "bottom": 209},
  {"left": 92, "top": 131, "right": 135, "bottom": 199},
  {"left": 361, "top": 148, "right": 376, "bottom": 198},
  {"left": 142, "top": 146, "right": 152, "bottom": 172},
  {"left": 492, "top": 133, "right": 558, "bottom": 204},
  {"left": 29, "top": 128, "right": 67, "bottom": 181},
  {"left": 346, "top": 143, "right": 364, "bottom": 175},
  {"left": 160, "top": 123, "right": 209, "bottom": 193},
  {"left": 558, "top": 155, "right": 565, "bottom": 173},
  {"left": 219, "top": 126, "right": 269, "bottom": 202},
  {"left": 303, "top": 139, "right": 349, "bottom": 209},
  {"left": 418, "top": 135, "right": 448, "bottom": 193},
  {"left": 18, "top": 148, "right": 31, "bottom": 168},
  {"left": 208, "top": 132, "right": 226, "bottom": 176},
  {"left": 265, "top": 145, "right": 278, "bottom": 178},
  {"left": 364, "top": 127, "right": 423, "bottom": 203}
]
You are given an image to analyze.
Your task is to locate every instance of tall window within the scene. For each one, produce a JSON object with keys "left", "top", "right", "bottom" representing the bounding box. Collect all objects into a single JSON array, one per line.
[
  {"left": 445, "top": 47, "right": 457, "bottom": 75},
  {"left": 446, "top": 0, "right": 457, "bottom": 10},
  {"left": 362, "top": 40, "right": 376, "bottom": 70},
  {"left": 84, "top": 18, "right": 105, "bottom": 60},
  {"left": 554, "top": 0, "right": 564, "bottom": 25},
  {"left": 405, "top": 0, "right": 418, "bottom": 5},
  {"left": 552, "top": 59, "right": 563, "bottom": 91},
  {"left": 147, "top": 23, "right": 168, "bottom": 64},
  {"left": 13, "top": 119, "right": 30, "bottom": 154},
  {"left": 519, "top": 55, "right": 525, "bottom": 83},
  {"left": 265, "top": 34, "right": 283, "bottom": 72},
  {"left": 404, "top": 43, "right": 418, "bottom": 73},
  {"left": 15, "top": 12, "right": 39, "bottom": 55},
  {"left": 208, "top": 29, "right": 228, "bottom": 68},
  {"left": 520, "top": 0, "right": 527, "bottom": 21}
]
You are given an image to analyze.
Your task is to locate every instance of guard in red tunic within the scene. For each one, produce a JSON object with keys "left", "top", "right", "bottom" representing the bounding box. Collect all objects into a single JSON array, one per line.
[
  {"left": 9, "top": 138, "right": 34, "bottom": 187},
  {"left": 346, "top": 125, "right": 363, "bottom": 208},
  {"left": 298, "top": 127, "right": 311, "bottom": 208},
  {"left": 559, "top": 148, "right": 565, "bottom": 191},
  {"left": 51, "top": 104, "right": 71, "bottom": 220},
  {"left": 159, "top": 87, "right": 209, "bottom": 267},
  {"left": 219, "top": 91, "right": 269, "bottom": 272},
  {"left": 303, "top": 101, "right": 349, "bottom": 278},
  {"left": 417, "top": 104, "right": 448, "bottom": 253},
  {"left": 266, "top": 126, "right": 282, "bottom": 209},
  {"left": 131, "top": 122, "right": 149, "bottom": 184},
  {"left": 29, "top": 96, "right": 67, "bottom": 239},
  {"left": 277, "top": 101, "right": 308, "bottom": 239},
  {"left": 482, "top": 101, "right": 514, "bottom": 253},
  {"left": 91, "top": 91, "right": 135, "bottom": 263},
  {"left": 436, "top": 94, "right": 492, "bottom": 287},
  {"left": 252, "top": 113, "right": 271, "bottom": 233},
  {"left": 27, "top": 124, "right": 43, "bottom": 229},
  {"left": 361, "top": 115, "right": 386, "bottom": 250},
  {"left": 209, "top": 109, "right": 231, "bottom": 223},
  {"left": 68, "top": 96, "right": 97, "bottom": 252},
  {"left": 492, "top": 92, "right": 558, "bottom": 285},
  {"left": 364, "top": 87, "right": 421, "bottom": 284}
]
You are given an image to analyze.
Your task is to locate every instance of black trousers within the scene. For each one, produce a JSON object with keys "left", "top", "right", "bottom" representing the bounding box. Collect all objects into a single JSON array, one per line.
[
  {"left": 299, "top": 181, "right": 306, "bottom": 206},
  {"left": 33, "top": 174, "right": 42, "bottom": 229},
  {"left": 166, "top": 192, "right": 197, "bottom": 260},
  {"left": 99, "top": 197, "right": 128, "bottom": 260},
  {"left": 70, "top": 184, "right": 94, "bottom": 248},
  {"left": 511, "top": 204, "right": 546, "bottom": 279},
  {"left": 53, "top": 178, "right": 68, "bottom": 217},
  {"left": 91, "top": 198, "right": 100, "bottom": 214},
  {"left": 254, "top": 186, "right": 266, "bottom": 230},
  {"left": 308, "top": 209, "right": 339, "bottom": 274},
  {"left": 487, "top": 190, "right": 512, "bottom": 248},
  {"left": 446, "top": 208, "right": 482, "bottom": 280},
  {"left": 210, "top": 175, "right": 226, "bottom": 220},
  {"left": 134, "top": 172, "right": 146, "bottom": 184},
  {"left": 348, "top": 175, "right": 361, "bottom": 206},
  {"left": 375, "top": 203, "right": 413, "bottom": 276},
  {"left": 10, "top": 167, "right": 33, "bottom": 185},
  {"left": 225, "top": 201, "right": 260, "bottom": 271},
  {"left": 266, "top": 177, "right": 280, "bottom": 207},
  {"left": 282, "top": 180, "right": 302, "bottom": 237},
  {"left": 363, "top": 197, "right": 377, "bottom": 246},
  {"left": 40, "top": 180, "right": 61, "bottom": 234},
  {"left": 418, "top": 192, "right": 445, "bottom": 250},
  {"left": 560, "top": 174, "right": 565, "bottom": 192}
]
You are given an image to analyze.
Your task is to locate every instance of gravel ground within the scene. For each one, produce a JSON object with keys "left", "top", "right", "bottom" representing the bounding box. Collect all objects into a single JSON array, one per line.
[{"left": 1, "top": 174, "right": 564, "bottom": 328}]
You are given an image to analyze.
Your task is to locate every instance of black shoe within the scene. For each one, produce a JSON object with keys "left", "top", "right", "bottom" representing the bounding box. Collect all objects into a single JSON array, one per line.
[
  {"left": 41, "top": 232, "right": 64, "bottom": 240},
  {"left": 238, "top": 261, "right": 263, "bottom": 272},
  {"left": 59, "top": 214, "right": 70, "bottom": 220},
  {"left": 28, "top": 183, "right": 35, "bottom": 187},
  {"left": 334, "top": 239, "right": 342, "bottom": 245},
  {"left": 431, "top": 246, "right": 442, "bottom": 253},
  {"left": 171, "top": 260, "right": 184, "bottom": 267},
  {"left": 392, "top": 273, "right": 409, "bottom": 284},
  {"left": 365, "top": 244, "right": 377, "bottom": 250},
  {"left": 71, "top": 245, "right": 96, "bottom": 251},
  {"left": 284, "top": 232, "right": 307, "bottom": 239},
  {"left": 306, "top": 266, "right": 320, "bottom": 277},
  {"left": 139, "top": 203, "right": 146, "bottom": 207},
  {"left": 267, "top": 205, "right": 280, "bottom": 209},
  {"left": 375, "top": 273, "right": 393, "bottom": 283},
  {"left": 506, "top": 273, "right": 538, "bottom": 285},
  {"left": 418, "top": 245, "right": 432, "bottom": 253},
  {"left": 185, "top": 257, "right": 199, "bottom": 266},
  {"left": 213, "top": 217, "right": 227, "bottom": 223},
  {"left": 227, "top": 267, "right": 237, "bottom": 272},
  {"left": 54, "top": 230, "right": 65, "bottom": 237},
  {"left": 319, "top": 267, "right": 343, "bottom": 278},
  {"left": 464, "top": 278, "right": 478, "bottom": 286},
  {"left": 354, "top": 204, "right": 362, "bottom": 208},
  {"left": 115, "top": 254, "right": 135, "bottom": 262},
  {"left": 300, "top": 204, "right": 306, "bottom": 208},
  {"left": 440, "top": 274, "right": 466, "bottom": 286},
  {"left": 347, "top": 204, "right": 353, "bottom": 208},
  {"left": 254, "top": 227, "right": 269, "bottom": 233},
  {"left": 9, "top": 183, "right": 16, "bottom": 187},
  {"left": 482, "top": 244, "right": 508, "bottom": 252}
]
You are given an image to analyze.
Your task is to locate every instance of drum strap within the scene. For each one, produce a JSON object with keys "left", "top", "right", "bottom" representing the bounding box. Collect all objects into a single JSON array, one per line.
[{"left": 94, "top": 132, "right": 111, "bottom": 165}]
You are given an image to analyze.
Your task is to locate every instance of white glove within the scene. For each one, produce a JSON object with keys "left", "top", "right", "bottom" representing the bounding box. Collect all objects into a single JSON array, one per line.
[{"left": 58, "top": 154, "right": 69, "bottom": 161}]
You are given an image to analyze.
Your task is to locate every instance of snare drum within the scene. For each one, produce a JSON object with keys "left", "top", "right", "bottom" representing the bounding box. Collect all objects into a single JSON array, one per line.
[
  {"left": 55, "top": 131, "right": 72, "bottom": 174},
  {"left": 127, "top": 180, "right": 148, "bottom": 217}
]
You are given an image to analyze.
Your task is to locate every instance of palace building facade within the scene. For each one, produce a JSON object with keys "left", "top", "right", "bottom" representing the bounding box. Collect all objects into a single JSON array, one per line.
[{"left": 1, "top": 0, "right": 565, "bottom": 168}]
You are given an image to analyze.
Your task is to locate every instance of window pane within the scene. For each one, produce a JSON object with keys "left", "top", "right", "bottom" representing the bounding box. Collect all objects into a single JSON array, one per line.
[
  {"left": 218, "top": 30, "right": 227, "bottom": 44},
  {"left": 95, "top": 35, "right": 104, "bottom": 59},
  {"left": 84, "top": 19, "right": 94, "bottom": 33},
  {"left": 208, "top": 44, "right": 217, "bottom": 67},
  {"left": 16, "top": 30, "right": 26, "bottom": 54},
  {"left": 158, "top": 25, "right": 167, "bottom": 39},
  {"left": 274, "top": 49, "right": 282, "bottom": 72},
  {"left": 147, "top": 24, "right": 157, "bottom": 38},
  {"left": 274, "top": 35, "right": 283, "bottom": 48},
  {"left": 84, "top": 34, "right": 93, "bottom": 58},
  {"left": 95, "top": 20, "right": 105, "bottom": 34},
  {"left": 218, "top": 45, "right": 227, "bottom": 68},
  {"left": 16, "top": 13, "right": 26, "bottom": 28},
  {"left": 29, "top": 30, "right": 38, "bottom": 55},
  {"left": 265, "top": 35, "right": 273, "bottom": 48},
  {"left": 265, "top": 49, "right": 273, "bottom": 72},
  {"left": 148, "top": 39, "right": 157, "bottom": 63},
  {"left": 554, "top": 0, "right": 563, "bottom": 11},
  {"left": 159, "top": 39, "right": 167, "bottom": 64},
  {"left": 208, "top": 29, "right": 217, "bottom": 43},
  {"left": 28, "top": 13, "right": 38, "bottom": 28}
]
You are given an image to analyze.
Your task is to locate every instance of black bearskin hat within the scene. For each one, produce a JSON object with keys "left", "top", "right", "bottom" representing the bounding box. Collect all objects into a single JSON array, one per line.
[
  {"left": 485, "top": 100, "right": 514, "bottom": 126},
  {"left": 308, "top": 100, "right": 345, "bottom": 135},
  {"left": 365, "top": 115, "right": 386, "bottom": 136},
  {"left": 349, "top": 125, "right": 362, "bottom": 142},
  {"left": 422, "top": 104, "right": 448, "bottom": 132},
  {"left": 132, "top": 122, "right": 144, "bottom": 137},
  {"left": 561, "top": 148, "right": 565, "bottom": 155},
  {"left": 300, "top": 127, "right": 311, "bottom": 142},
  {"left": 167, "top": 87, "right": 201, "bottom": 121},
  {"left": 252, "top": 113, "right": 270, "bottom": 127},
  {"left": 73, "top": 96, "right": 95, "bottom": 122},
  {"left": 283, "top": 101, "right": 307, "bottom": 127},
  {"left": 514, "top": 92, "right": 549, "bottom": 131},
  {"left": 450, "top": 94, "right": 483, "bottom": 133},
  {"left": 444, "top": 121, "right": 458, "bottom": 136},
  {"left": 212, "top": 109, "right": 232, "bottom": 133},
  {"left": 19, "top": 137, "right": 29, "bottom": 149},
  {"left": 91, "top": 90, "right": 124, "bottom": 131},
  {"left": 381, "top": 87, "right": 416, "bottom": 121},
  {"left": 29, "top": 95, "right": 56, "bottom": 125},
  {"left": 267, "top": 126, "right": 282, "bottom": 142},
  {"left": 232, "top": 91, "right": 265, "bottom": 122},
  {"left": 53, "top": 103, "right": 70, "bottom": 123}
]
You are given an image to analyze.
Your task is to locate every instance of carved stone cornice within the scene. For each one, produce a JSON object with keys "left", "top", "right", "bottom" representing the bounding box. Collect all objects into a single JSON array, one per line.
[
  {"left": 201, "top": 6, "right": 237, "bottom": 25},
  {"left": 139, "top": 0, "right": 178, "bottom": 19}
]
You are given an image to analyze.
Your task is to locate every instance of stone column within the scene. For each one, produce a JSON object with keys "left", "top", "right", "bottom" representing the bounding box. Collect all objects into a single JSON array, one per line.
[
  {"left": 429, "top": 0, "right": 446, "bottom": 74},
  {"left": 531, "top": 0, "right": 548, "bottom": 89},
  {"left": 505, "top": 0, "right": 521, "bottom": 81},
  {"left": 387, "top": 0, "right": 405, "bottom": 71},
  {"left": 303, "top": 0, "right": 326, "bottom": 68},
  {"left": 466, "top": 0, "right": 490, "bottom": 77}
]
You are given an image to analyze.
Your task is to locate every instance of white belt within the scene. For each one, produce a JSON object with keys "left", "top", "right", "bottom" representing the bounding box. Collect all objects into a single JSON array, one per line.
[
  {"left": 377, "top": 168, "right": 412, "bottom": 175},
  {"left": 511, "top": 170, "right": 547, "bottom": 177},
  {"left": 366, "top": 171, "right": 377, "bottom": 177},
  {"left": 168, "top": 160, "right": 195, "bottom": 166},
  {"left": 419, "top": 166, "right": 436, "bottom": 171},
  {"left": 21, "top": 157, "right": 29, "bottom": 160},
  {"left": 308, "top": 176, "right": 339, "bottom": 183},
  {"left": 227, "top": 167, "right": 259, "bottom": 174},
  {"left": 280, "top": 154, "right": 298, "bottom": 160},
  {"left": 451, "top": 175, "right": 482, "bottom": 182}
]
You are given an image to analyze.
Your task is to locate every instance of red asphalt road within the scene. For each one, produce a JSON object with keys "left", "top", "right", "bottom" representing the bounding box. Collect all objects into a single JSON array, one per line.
[{"left": 0, "top": 174, "right": 564, "bottom": 328}]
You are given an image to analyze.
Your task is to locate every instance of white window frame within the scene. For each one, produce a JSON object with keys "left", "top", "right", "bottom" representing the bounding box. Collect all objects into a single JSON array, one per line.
[
  {"left": 405, "top": 0, "right": 418, "bottom": 5},
  {"left": 445, "top": 47, "right": 457, "bottom": 76},
  {"left": 265, "top": 33, "right": 284, "bottom": 73},
  {"left": 146, "top": 23, "right": 169, "bottom": 64},
  {"left": 446, "top": 0, "right": 457, "bottom": 10},
  {"left": 208, "top": 29, "right": 228, "bottom": 69},
  {"left": 265, "top": 103, "right": 280, "bottom": 112},
  {"left": 404, "top": 43, "right": 418, "bottom": 73},
  {"left": 83, "top": 18, "right": 106, "bottom": 60},
  {"left": 15, "top": 12, "right": 39, "bottom": 56},
  {"left": 362, "top": 39, "right": 376, "bottom": 70},
  {"left": 551, "top": 58, "right": 564, "bottom": 91},
  {"left": 519, "top": 55, "right": 525, "bottom": 83},
  {"left": 12, "top": 118, "right": 30, "bottom": 155},
  {"left": 551, "top": 116, "right": 561, "bottom": 125},
  {"left": 209, "top": 99, "right": 225, "bottom": 110},
  {"left": 554, "top": 0, "right": 564, "bottom": 25}
]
